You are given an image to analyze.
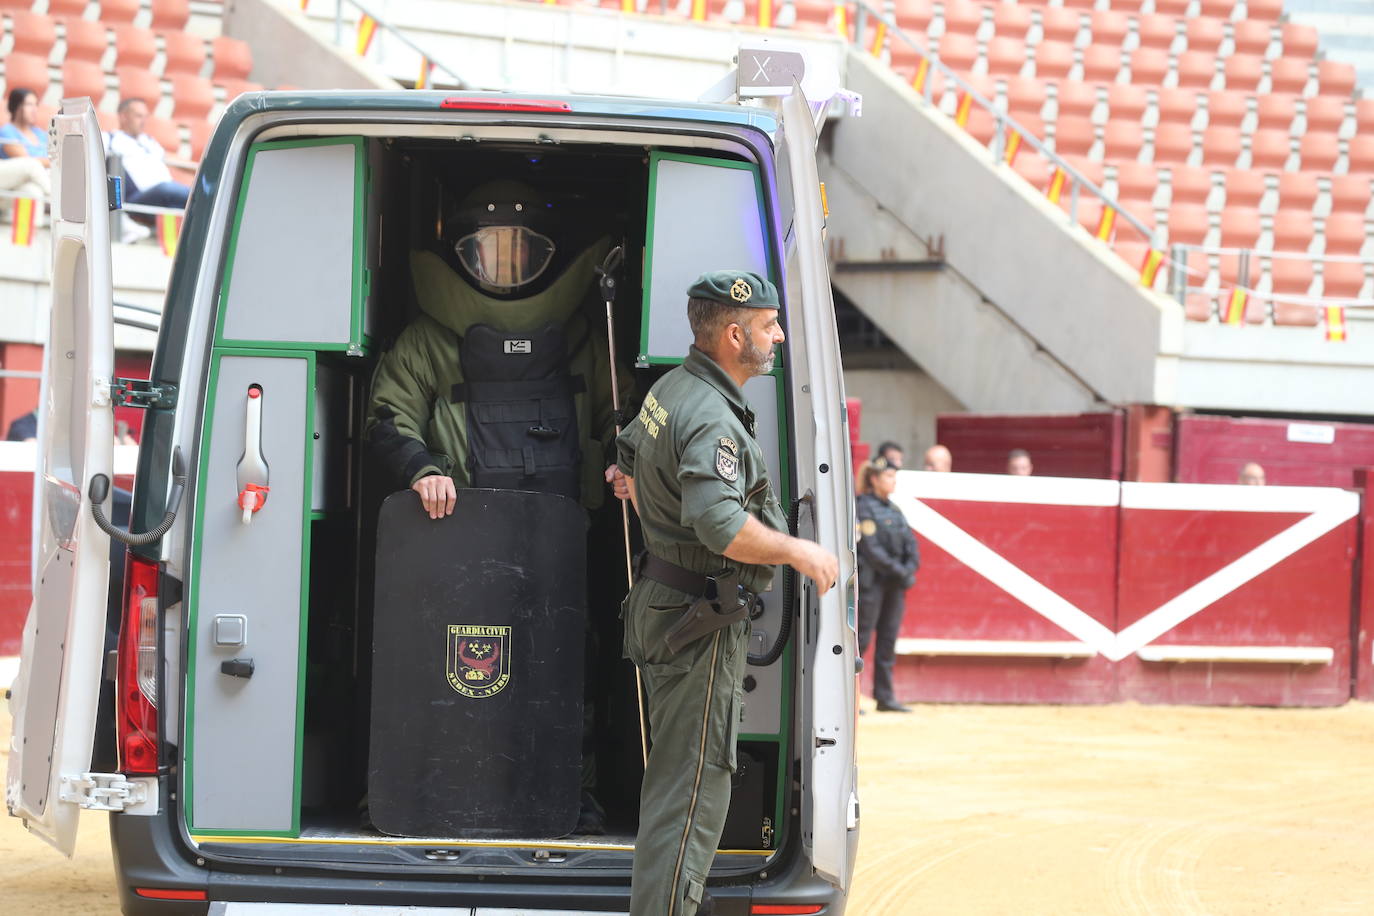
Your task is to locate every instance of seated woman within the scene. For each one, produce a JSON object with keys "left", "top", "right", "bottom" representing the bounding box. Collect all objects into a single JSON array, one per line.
[{"left": 0, "top": 88, "right": 52, "bottom": 203}]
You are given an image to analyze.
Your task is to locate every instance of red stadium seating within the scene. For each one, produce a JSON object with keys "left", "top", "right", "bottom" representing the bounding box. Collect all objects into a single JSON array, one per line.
[
  {"left": 1104, "top": 119, "right": 1144, "bottom": 161},
  {"left": 114, "top": 24, "right": 157, "bottom": 71},
  {"left": 10, "top": 11, "right": 58, "bottom": 58},
  {"left": 1349, "top": 136, "right": 1374, "bottom": 174},
  {"left": 1135, "top": 13, "right": 1177, "bottom": 52},
  {"left": 1249, "top": 129, "right": 1292, "bottom": 171},
  {"left": 1053, "top": 117, "right": 1095, "bottom": 157},
  {"left": 1278, "top": 171, "right": 1320, "bottom": 214},
  {"left": 986, "top": 36, "right": 1025, "bottom": 78},
  {"left": 47, "top": 0, "right": 91, "bottom": 15},
  {"left": 170, "top": 73, "right": 215, "bottom": 120},
  {"left": 1317, "top": 59, "right": 1356, "bottom": 98},
  {"left": 1088, "top": 9, "right": 1128, "bottom": 48},
  {"left": 1040, "top": 7, "right": 1081, "bottom": 45},
  {"left": 1231, "top": 19, "right": 1274, "bottom": 58},
  {"left": 1220, "top": 206, "right": 1261, "bottom": 249},
  {"left": 1184, "top": 16, "right": 1224, "bottom": 53},
  {"left": 1202, "top": 125, "right": 1242, "bottom": 167},
  {"left": 1033, "top": 41, "right": 1074, "bottom": 79},
  {"left": 1328, "top": 175, "right": 1371, "bottom": 216},
  {"left": 63, "top": 18, "right": 110, "bottom": 65},
  {"left": 1084, "top": 44, "right": 1123, "bottom": 83},
  {"left": 1280, "top": 22, "right": 1319, "bottom": 60},
  {"left": 1169, "top": 164, "right": 1212, "bottom": 205},
  {"left": 162, "top": 30, "right": 208, "bottom": 77},
  {"left": 1056, "top": 80, "right": 1098, "bottom": 121},
  {"left": 211, "top": 35, "right": 254, "bottom": 81},
  {"left": 1297, "top": 132, "right": 1339, "bottom": 172},
  {"left": 150, "top": 0, "right": 191, "bottom": 30},
  {"left": 1221, "top": 53, "right": 1264, "bottom": 92},
  {"left": 1113, "top": 160, "right": 1157, "bottom": 208},
  {"left": 1166, "top": 203, "right": 1209, "bottom": 245},
  {"left": 991, "top": 2, "right": 1030, "bottom": 41},
  {"left": 1175, "top": 50, "right": 1217, "bottom": 90},
  {"left": 1322, "top": 212, "right": 1367, "bottom": 257},
  {"left": 1152, "top": 122, "right": 1194, "bottom": 165},
  {"left": 1272, "top": 209, "right": 1316, "bottom": 253},
  {"left": 1107, "top": 83, "right": 1147, "bottom": 123},
  {"left": 61, "top": 59, "right": 108, "bottom": 107},
  {"left": 2, "top": 53, "right": 52, "bottom": 100},
  {"left": 1224, "top": 169, "right": 1267, "bottom": 210},
  {"left": 1205, "top": 90, "right": 1248, "bottom": 129},
  {"left": 97, "top": 0, "right": 141, "bottom": 24},
  {"left": 116, "top": 65, "right": 162, "bottom": 110},
  {"left": 1157, "top": 87, "right": 1198, "bottom": 126},
  {"left": 1268, "top": 57, "right": 1310, "bottom": 95},
  {"left": 1256, "top": 93, "right": 1297, "bottom": 134},
  {"left": 1321, "top": 260, "right": 1366, "bottom": 299},
  {"left": 1304, "top": 96, "right": 1347, "bottom": 134}
]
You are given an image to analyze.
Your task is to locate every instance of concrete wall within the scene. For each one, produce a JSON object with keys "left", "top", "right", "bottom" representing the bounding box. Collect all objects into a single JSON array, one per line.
[
  {"left": 844, "top": 358, "right": 964, "bottom": 462},
  {"left": 224, "top": 0, "right": 398, "bottom": 90}
]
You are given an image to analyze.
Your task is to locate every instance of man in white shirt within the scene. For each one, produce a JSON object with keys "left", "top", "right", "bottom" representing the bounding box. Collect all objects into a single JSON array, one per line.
[{"left": 107, "top": 97, "right": 196, "bottom": 209}]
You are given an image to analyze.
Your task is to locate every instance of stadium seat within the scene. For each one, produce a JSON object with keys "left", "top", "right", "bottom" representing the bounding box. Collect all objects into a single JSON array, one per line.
[
  {"left": 1298, "top": 133, "right": 1339, "bottom": 172},
  {"left": 1088, "top": 9, "right": 1128, "bottom": 49},
  {"left": 1005, "top": 76, "right": 1047, "bottom": 118},
  {"left": 937, "top": 32, "right": 978, "bottom": 72},
  {"left": 894, "top": 0, "right": 934, "bottom": 33},
  {"left": 1114, "top": 160, "right": 1158, "bottom": 208},
  {"left": 63, "top": 18, "right": 109, "bottom": 65},
  {"left": 211, "top": 35, "right": 253, "bottom": 81},
  {"left": 1112, "top": 238, "right": 1153, "bottom": 282},
  {"left": 1220, "top": 206, "right": 1261, "bottom": 249},
  {"left": 185, "top": 116, "right": 213, "bottom": 160},
  {"left": 1083, "top": 45, "right": 1123, "bottom": 83},
  {"left": 1009, "top": 148, "right": 1050, "bottom": 188},
  {"left": 1249, "top": 129, "right": 1292, "bottom": 170},
  {"left": 1218, "top": 251, "right": 1260, "bottom": 292},
  {"left": 1270, "top": 258, "right": 1317, "bottom": 326},
  {"left": 1280, "top": 22, "right": 1319, "bottom": 61},
  {"left": 1245, "top": 0, "right": 1285, "bottom": 22},
  {"left": 1302, "top": 96, "right": 1346, "bottom": 135},
  {"left": 47, "top": 0, "right": 91, "bottom": 16},
  {"left": 1107, "top": 82, "right": 1147, "bottom": 123},
  {"left": 10, "top": 11, "right": 58, "bottom": 59},
  {"left": 1321, "top": 259, "right": 1366, "bottom": 299},
  {"left": 1231, "top": 19, "right": 1274, "bottom": 58},
  {"left": 170, "top": 73, "right": 214, "bottom": 120},
  {"left": 963, "top": 104, "right": 997, "bottom": 145},
  {"left": 1272, "top": 208, "right": 1315, "bottom": 252},
  {"left": 1128, "top": 46, "right": 1169, "bottom": 85},
  {"left": 97, "top": 0, "right": 140, "bottom": 24},
  {"left": 941, "top": 0, "right": 984, "bottom": 37},
  {"left": 1168, "top": 163, "right": 1211, "bottom": 205},
  {"left": 1152, "top": 122, "right": 1194, "bottom": 165},
  {"left": 1040, "top": 7, "right": 1082, "bottom": 46},
  {"left": 1175, "top": 50, "right": 1218, "bottom": 90},
  {"left": 1278, "top": 171, "right": 1320, "bottom": 214},
  {"left": 991, "top": 2, "right": 1031, "bottom": 42},
  {"left": 1135, "top": 13, "right": 1178, "bottom": 52},
  {"left": 1166, "top": 203, "right": 1210, "bottom": 245},
  {"left": 1184, "top": 16, "right": 1224, "bottom": 54},
  {"left": 1152, "top": 0, "right": 1189, "bottom": 15},
  {"left": 162, "top": 30, "right": 208, "bottom": 77},
  {"left": 1053, "top": 116, "right": 1095, "bottom": 157},
  {"left": 144, "top": 113, "right": 180, "bottom": 156},
  {"left": 61, "top": 59, "right": 108, "bottom": 107},
  {"left": 1198, "top": 0, "right": 1240, "bottom": 17},
  {"left": 1202, "top": 126, "right": 1242, "bottom": 167},
  {"left": 1104, "top": 119, "right": 1144, "bottom": 161},
  {"left": 1056, "top": 80, "right": 1098, "bottom": 120},
  {"left": 1328, "top": 174, "right": 1371, "bottom": 216},
  {"left": 1157, "top": 87, "right": 1199, "bottom": 127},
  {"left": 116, "top": 66, "right": 162, "bottom": 111},
  {"left": 1033, "top": 41, "right": 1074, "bottom": 79},
  {"left": 1348, "top": 136, "right": 1374, "bottom": 174},
  {"left": 114, "top": 24, "right": 157, "bottom": 71},
  {"left": 149, "top": 0, "right": 191, "bottom": 30},
  {"left": 1316, "top": 59, "right": 1356, "bottom": 98},
  {"left": 1256, "top": 93, "right": 1296, "bottom": 134},
  {"left": 1268, "top": 57, "right": 1310, "bottom": 95},
  {"left": 2, "top": 53, "right": 51, "bottom": 100},
  {"left": 217, "top": 78, "right": 264, "bottom": 104},
  {"left": 1205, "top": 90, "right": 1248, "bottom": 129},
  {"left": 1355, "top": 99, "right": 1374, "bottom": 137},
  {"left": 1322, "top": 212, "right": 1367, "bottom": 256},
  {"left": 986, "top": 36, "right": 1026, "bottom": 78},
  {"left": 1221, "top": 53, "right": 1263, "bottom": 92},
  {"left": 1224, "top": 169, "right": 1267, "bottom": 209}
]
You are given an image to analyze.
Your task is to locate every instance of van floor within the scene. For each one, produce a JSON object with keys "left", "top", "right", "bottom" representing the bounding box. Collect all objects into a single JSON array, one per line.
[{"left": 298, "top": 813, "right": 638, "bottom": 849}]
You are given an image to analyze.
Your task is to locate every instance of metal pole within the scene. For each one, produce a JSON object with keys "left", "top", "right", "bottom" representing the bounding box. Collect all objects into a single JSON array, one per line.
[{"left": 598, "top": 247, "right": 649, "bottom": 769}]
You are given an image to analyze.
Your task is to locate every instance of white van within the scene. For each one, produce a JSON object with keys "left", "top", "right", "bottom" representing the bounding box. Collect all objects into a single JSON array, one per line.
[{"left": 7, "top": 47, "right": 860, "bottom": 915}]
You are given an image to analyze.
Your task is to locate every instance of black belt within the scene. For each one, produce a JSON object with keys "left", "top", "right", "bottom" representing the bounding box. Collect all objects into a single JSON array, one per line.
[{"left": 634, "top": 552, "right": 758, "bottom": 654}]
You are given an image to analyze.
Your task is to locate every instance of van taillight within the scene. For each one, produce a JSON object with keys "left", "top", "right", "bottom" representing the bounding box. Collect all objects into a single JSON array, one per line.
[{"left": 118, "top": 555, "right": 160, "bottom": 775}]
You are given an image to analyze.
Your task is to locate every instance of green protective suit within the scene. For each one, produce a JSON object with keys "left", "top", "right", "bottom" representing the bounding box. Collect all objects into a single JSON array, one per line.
[{"left": 367, "top": 238, "right": 620, "bottom": 511}]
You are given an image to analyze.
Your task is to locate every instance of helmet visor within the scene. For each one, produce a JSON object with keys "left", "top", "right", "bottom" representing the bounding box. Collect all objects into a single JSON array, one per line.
[{"left": 454, "top": 226, "right": 556, "bottom": 291}]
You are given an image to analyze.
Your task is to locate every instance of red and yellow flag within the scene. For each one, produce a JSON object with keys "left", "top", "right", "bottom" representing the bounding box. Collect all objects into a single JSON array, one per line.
[
  {"left": 157, "top": 212, "right": 181, "bottom": 258},
  {"left": 355, "top": 14, "right": 377, "bottom": 57},
  {"left": 757, "top": 0, "right": 772, "bottom": 29},
  {"left": 300, "top": 0, "right": 309, "bottom": 10},
  {"left": 1003, "top": 129, "right": 1023, "bottom": 165},
  {"left": 955, "top": 91, "right": 973, "bottom": 127},
  {"left": 1139, "top": 249, "right": 1164, "bottom": 287},
  {"left": 690, "top": 0, "right": 706, "bottom": 20},
  {"left": 10, "top": 197, "right": 35, "bottom": 247},
  {"left": 1095, "top": 205, "right": 1116, "bottom": 242},
  {"left": 1046, "top": 167, "right": 1067, "bottom": 204},
  {"left": 833, "top": 2, "right": 848, "bottom": 39},
  {"left": 1222, "top": 288, "right": 1248, "bottom": 325},
  {"left": 911, "top": 58, "right": 930, "bottom": 94},
  {"left": 1325, "top": 306, "right": 1348, "bottom": 342},
  {"left": 619, "top": 0, "right": 632, "bottom": 10},
  {"left": 869, "top": 21, "right": 887, "bottom": 58},
  {"left": 416, "top": 57, "right": 434, "bottom": 89}
]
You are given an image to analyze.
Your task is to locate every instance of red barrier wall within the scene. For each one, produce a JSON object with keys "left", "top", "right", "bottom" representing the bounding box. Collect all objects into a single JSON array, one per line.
[
  {"left": 935, "top": 411, "right": 1125, "bottom": 479},
  {"left": 881, "top": 472, "right": 1361, "bottom": 707},
  {"left": 1354, "top": 469, "right": 1374, "bottom": 702},
  {"left": 1174, "top": 415, "right": 1374, "bottom": 487},
  {"left": 0, "top": 469, "right": 32, "bottom": 655}
]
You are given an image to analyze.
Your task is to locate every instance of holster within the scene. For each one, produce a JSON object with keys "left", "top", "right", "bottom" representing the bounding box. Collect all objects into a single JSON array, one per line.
[{"left": 635, "top": 553, "right": 758, "bottom": 654}]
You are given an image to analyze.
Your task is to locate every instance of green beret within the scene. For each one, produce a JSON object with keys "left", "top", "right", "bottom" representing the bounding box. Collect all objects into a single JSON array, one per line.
[{"left": 686, "top": 269, "right": 780, "bottom": 309}]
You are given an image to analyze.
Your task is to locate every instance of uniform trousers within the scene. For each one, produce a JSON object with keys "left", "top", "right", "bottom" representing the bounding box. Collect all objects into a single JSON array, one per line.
[
  {"left": 857, "top": 578, "right": 908, "bottom": 707},
  {"left": 624, "top": 577, "right": 747, "bottom": 916}
]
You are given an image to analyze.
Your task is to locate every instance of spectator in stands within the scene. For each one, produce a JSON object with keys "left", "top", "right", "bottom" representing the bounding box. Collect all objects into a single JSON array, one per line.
[
  {"left": 923, "top": 444, "right": 952, "bottom": 472},
  {"left": 0, "top": 88, "right": 52, "bottom": 203},
  {"left": 1238, "top": 461, "right": 1266, "bottom": 486},
  {"left": 1007, "top": 448, "right": 1033, "bottom": 476},
  {"left": 856, "top": 456, "right": 919, "bottom": 714},
  {"left": 876, "top": 440, "right": 904, "bottom": 468},
  {"left": 108, "top": 98, "right": 195, "bottom": 210},
  {"left": 6, "top": 410, "right": 37, "bottom": 442}
]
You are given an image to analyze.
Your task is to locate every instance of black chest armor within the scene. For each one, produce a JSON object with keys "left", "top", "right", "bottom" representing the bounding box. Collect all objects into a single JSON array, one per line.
[{"left": 452, "top": 321, "right": 586, "bottom": 501}]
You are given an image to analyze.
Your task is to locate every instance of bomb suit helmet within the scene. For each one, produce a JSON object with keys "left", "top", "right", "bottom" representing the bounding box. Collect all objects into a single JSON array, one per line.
[{"left": 446, "top": 179, "right": 557, "bottom": 296}]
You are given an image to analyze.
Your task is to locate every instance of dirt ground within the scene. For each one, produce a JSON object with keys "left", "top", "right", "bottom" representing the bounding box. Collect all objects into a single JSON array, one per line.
[{"left": 3, "top": 701, "right": 1373, "bottom": 915}]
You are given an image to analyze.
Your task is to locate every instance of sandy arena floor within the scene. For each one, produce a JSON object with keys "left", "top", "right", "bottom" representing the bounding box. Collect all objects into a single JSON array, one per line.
[{"left": 3, "top": 701, "right": 1373, "bottom": 914}]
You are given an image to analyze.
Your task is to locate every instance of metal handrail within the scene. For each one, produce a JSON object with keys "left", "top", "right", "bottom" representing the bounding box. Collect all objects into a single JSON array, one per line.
[
  {"left": 330, "top": 0, "right": 470, "bottom": 89},
  {"left": 849, "top": 0, "right": 1153, "bottom": 244},
  {"left": 1170, "top": 242, "right": 1374, "bottom": 311}
]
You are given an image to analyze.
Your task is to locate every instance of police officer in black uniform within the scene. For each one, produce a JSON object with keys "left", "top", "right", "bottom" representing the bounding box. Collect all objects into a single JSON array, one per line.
[{"left": 856, "top": 456, "right": 919, "bottom": 713}]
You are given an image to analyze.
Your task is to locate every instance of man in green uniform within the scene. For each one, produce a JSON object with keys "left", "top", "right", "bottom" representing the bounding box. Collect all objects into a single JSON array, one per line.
[{"left": 610, "top": 269, "right": 838, "bottom": 916}]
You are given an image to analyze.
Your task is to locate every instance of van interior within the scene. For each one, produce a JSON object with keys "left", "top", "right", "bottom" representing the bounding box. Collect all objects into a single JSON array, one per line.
[{"left": 181, "top": 131, "right": 795, "bottom": 868}]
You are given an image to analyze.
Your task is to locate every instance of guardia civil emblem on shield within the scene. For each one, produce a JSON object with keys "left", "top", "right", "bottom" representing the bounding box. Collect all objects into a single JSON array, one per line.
[
  {"left": 716, "top": 446, "right": 739, "bottom": 482},
  {"left": 447, "top": 625, "right": 512, "bottom": 698}
]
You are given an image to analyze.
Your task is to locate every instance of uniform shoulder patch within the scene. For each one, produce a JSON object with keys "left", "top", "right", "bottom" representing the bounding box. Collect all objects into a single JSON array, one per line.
[
  {"left": 718, "top": 436, "right": 738, "bottom": 455},
  {"left": 859, "top": 519, "right": 877, "bottom": 537},
  {"left": 715, "top": 443, "right": 740, "bottom": 482}
]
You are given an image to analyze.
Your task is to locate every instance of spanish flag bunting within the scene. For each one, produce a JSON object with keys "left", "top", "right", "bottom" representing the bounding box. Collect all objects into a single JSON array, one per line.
[
  {"left": 1095, "top": 205, "right": 1116, "bottom": 242},
  {"left": 833, "top": 2, "right": 848, "bottom": 39},
  {"left": 690, "top": 0, "right": 706, "bottom": 20},
  {"left": 1139, "top": 248, "right": 1164, "bottom": 287},
  {"left": 1325, "top": 306, "right": 1348, "bottom": 342},
  {"left": 955, "top": 91, "right": 972, "bottom": 127},
  {"left": 157, "top": 212, "right": 181, "bottom": 258},
  {"left": 416, "top": 57, "right": 434, "bottom": 89},
  {"left": 10, "top": 197, "right": 35, "bottom": 247},
  {"left": 911, "top": 58, "right": 930, "bottom": 94},
  {"left": 869, "top": 21, "right": 887, "bottom": 58},
  {"left": 1222, "top": 287, "right": 1248, "bottom": 325},
  {"left": 299, "top": 0, "right": 308, "bottom": 10},
  {"left": 1003, "top": 129, "right": 1022, "bottom": 165},
  {"left": 758, "top": 0, "right": 772, "bottom": 29},
  {"left": 1046, "top": 166, "right": 1067, "bottom": 204},
  {"left": 355, "top": 14, "right": 377, "bottom": 57}
]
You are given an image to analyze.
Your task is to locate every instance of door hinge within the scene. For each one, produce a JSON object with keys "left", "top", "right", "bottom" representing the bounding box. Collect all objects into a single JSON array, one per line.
[
  {"left": 60, "top": 772, "right": 149, "bottom": 812},
  {"left": 111, "top": 378, "right": 178, "bottom": 409}
]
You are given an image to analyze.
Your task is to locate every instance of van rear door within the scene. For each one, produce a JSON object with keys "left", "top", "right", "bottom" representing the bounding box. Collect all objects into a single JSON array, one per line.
[
  {"left": 780, "top": 86, "right": 860, "bottom": 891},
  {"left": 5, "top": 98, "right": 117, "bottom": 856}
]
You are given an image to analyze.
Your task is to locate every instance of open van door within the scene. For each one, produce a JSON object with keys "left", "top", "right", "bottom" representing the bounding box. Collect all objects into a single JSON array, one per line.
[
  {"left": 5, "top": 98, "right": 117, "bottom": 856},
  {"left": 779, "top": 86, "right": 859, "bottom": 890}
]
